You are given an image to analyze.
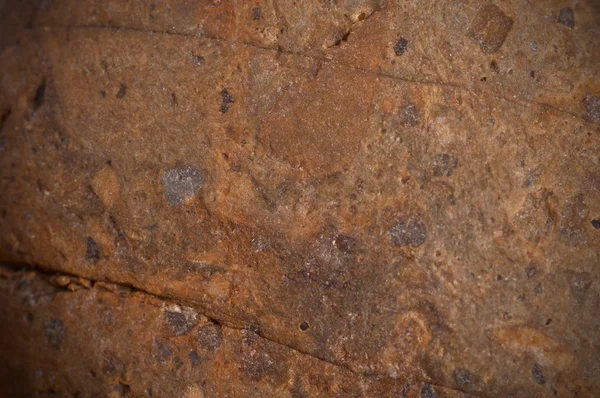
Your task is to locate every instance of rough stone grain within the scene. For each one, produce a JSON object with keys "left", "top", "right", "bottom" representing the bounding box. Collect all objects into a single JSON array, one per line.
[{"left": 0, "top": 0, "right": 599, "bottom": 396}]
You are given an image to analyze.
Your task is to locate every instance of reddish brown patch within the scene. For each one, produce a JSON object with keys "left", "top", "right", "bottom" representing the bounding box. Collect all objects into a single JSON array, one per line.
[{"left": 260, "top": 66, "right": 377, "bottom": 175}]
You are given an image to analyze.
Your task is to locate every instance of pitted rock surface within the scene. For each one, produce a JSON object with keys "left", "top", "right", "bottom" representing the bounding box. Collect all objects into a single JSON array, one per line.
[{"left": 0, "top": 0, "right": 599, "bottom": 396}]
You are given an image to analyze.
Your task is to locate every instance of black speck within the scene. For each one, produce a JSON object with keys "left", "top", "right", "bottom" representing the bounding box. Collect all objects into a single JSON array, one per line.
[
  {"left": 299, "top": 321, "right": 309, "bottom": 331},
  {"left": 191, "top": 55, "right": 205, "bottom": 66},
  {"left": 530, "top": 70, "right": 535, "bottom": 79},
  {"left": 33, "top": 81, "right": 46, "bottom": 111},
  {"left": 545, "top": 318, "right": 552, "bottom": 325},
  {"left": 389, "top": 219, "right": 427, "bottom": 247},
  {"left": 496, "top": 274, "right": 503, "bottom": 281},
  {"left": 0, "top": 108, "right": 11, "bottom": 133},
  {"left": 394, "top": 37, "right": 408, "bottom": 56},
  {"left": 421, "top": 383, "right": 435, "bottom": 398},
  {"left": 332, "top": 30, "right": 350, "bottom": 47},
  {"left": 252, "top": 7, "right": 261, "bottom": 20},
  {"left": 221, "top": 88, "right": 235, "bottom": 113},
  {"left": 189, "top": 350, "right": 201, "bottom": 366},
  {"left": 532, "top": 363, "right": 546, "bottom": 385},
  {"left": 557, "top": 8, "right": 574, "bottom": 28},
  {"left": 44, "top": 319, "right": 65, "bottom": 347},
  {"left": 489, "top": 61, "right": 500, "bottom": 74},
  {"left": 116, "top": 84, "right": 126, "bottom": 99},
  {"left": 25, "top": 312, "right": 34, "bottom": 323},
  {"left": 100, "top": 90, "right": 106, "bottom": 98},
  {"left": 85, "top": 237, "right": 101, "bottom": 263},
  {"left": 480, "top": 76, "right": 487, "bottom": 82},
  {"left": 591, "top": 219, "right": 600, "bottom": 230}
]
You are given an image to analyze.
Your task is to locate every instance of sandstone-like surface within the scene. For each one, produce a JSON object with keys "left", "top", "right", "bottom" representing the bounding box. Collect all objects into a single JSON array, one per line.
[
  {"left": 1, "top": 0, "right": 599, "bottom": 396},
  {"left": 2, "top": 265, "right": 466, "bottom": 397}
]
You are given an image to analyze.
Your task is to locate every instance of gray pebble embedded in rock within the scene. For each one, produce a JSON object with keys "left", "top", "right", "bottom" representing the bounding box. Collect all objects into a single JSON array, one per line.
[
  {"left": 421, "top": 383, "right": 435, "bottom": 398},
  {"left": 389, "top": 219, "right": 427, "bottom": 247},
  {"left": 165, "top": 308, "right": 198, "bottom": 336},
  {"left": 394, "top": 37, "right": 408, "bottom": 56},
  {"left": 557, "top": 8, "right": 575, "bottom": 28},
  {"left": 197, "top": 322, "right": 223, "bottom": 351},
  {"left": 85, "top": 237, "right": 101, "bottom": 263},
  {"left": 453, "top": 369, "right": 472, "bottom": 387},
  {"left": 161, "top": 165, "right": 204, "bottom": 206},
  {"left": 532, "top": 363, "right": 546, "bottom": 385},
  {"left": 584, "top": 94, "right": 600, "bottom": 125}
]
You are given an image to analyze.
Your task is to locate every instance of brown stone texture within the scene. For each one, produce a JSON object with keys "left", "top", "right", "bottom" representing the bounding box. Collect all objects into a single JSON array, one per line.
[
  {"left": 3, "top": 266, "right": 461, "bottom": 397},
  {"left": 0, "top": 0, "right": 599, "bottom": 397}
]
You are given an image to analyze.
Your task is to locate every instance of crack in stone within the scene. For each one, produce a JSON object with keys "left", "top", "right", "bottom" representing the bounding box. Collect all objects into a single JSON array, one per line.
[
  {"left": 0, "top": 261, "right": 477, "bottom": 396},
  {"left": 31, "top": 23, "right": 589, "bottom": 125},
  {"left": 4, "top": 20, "right": 563, "bottom": 396}
]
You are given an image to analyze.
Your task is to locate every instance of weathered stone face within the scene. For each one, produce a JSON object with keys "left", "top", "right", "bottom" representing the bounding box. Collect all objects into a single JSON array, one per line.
[
  {"left": 2, "top": 267, "right": 442, "bottom": 397},
  {"left": 0, "top": 0, "right": 599, "bottom": 396}
]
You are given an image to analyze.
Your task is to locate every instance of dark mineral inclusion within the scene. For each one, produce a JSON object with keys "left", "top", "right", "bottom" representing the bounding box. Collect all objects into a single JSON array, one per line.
[
  {"left": 161, "top": 165, "right": 204, "bottom": 206},
  {"left": 389, "top": 219, "right": 427, "bottom": 247}
]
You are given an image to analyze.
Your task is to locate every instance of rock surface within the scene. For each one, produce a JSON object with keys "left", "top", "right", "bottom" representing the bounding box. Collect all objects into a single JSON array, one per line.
[
  {"left": 0, "top": 0, "right": 599, "bottom": 396},
  {"left": 3, "top": 265, "right": 463, "bottom": 397}
]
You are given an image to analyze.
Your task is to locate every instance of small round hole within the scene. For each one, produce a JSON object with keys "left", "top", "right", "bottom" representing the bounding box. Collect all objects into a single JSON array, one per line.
[{"left": 299, "top": 321, "right": 309, "bottom": 331}]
